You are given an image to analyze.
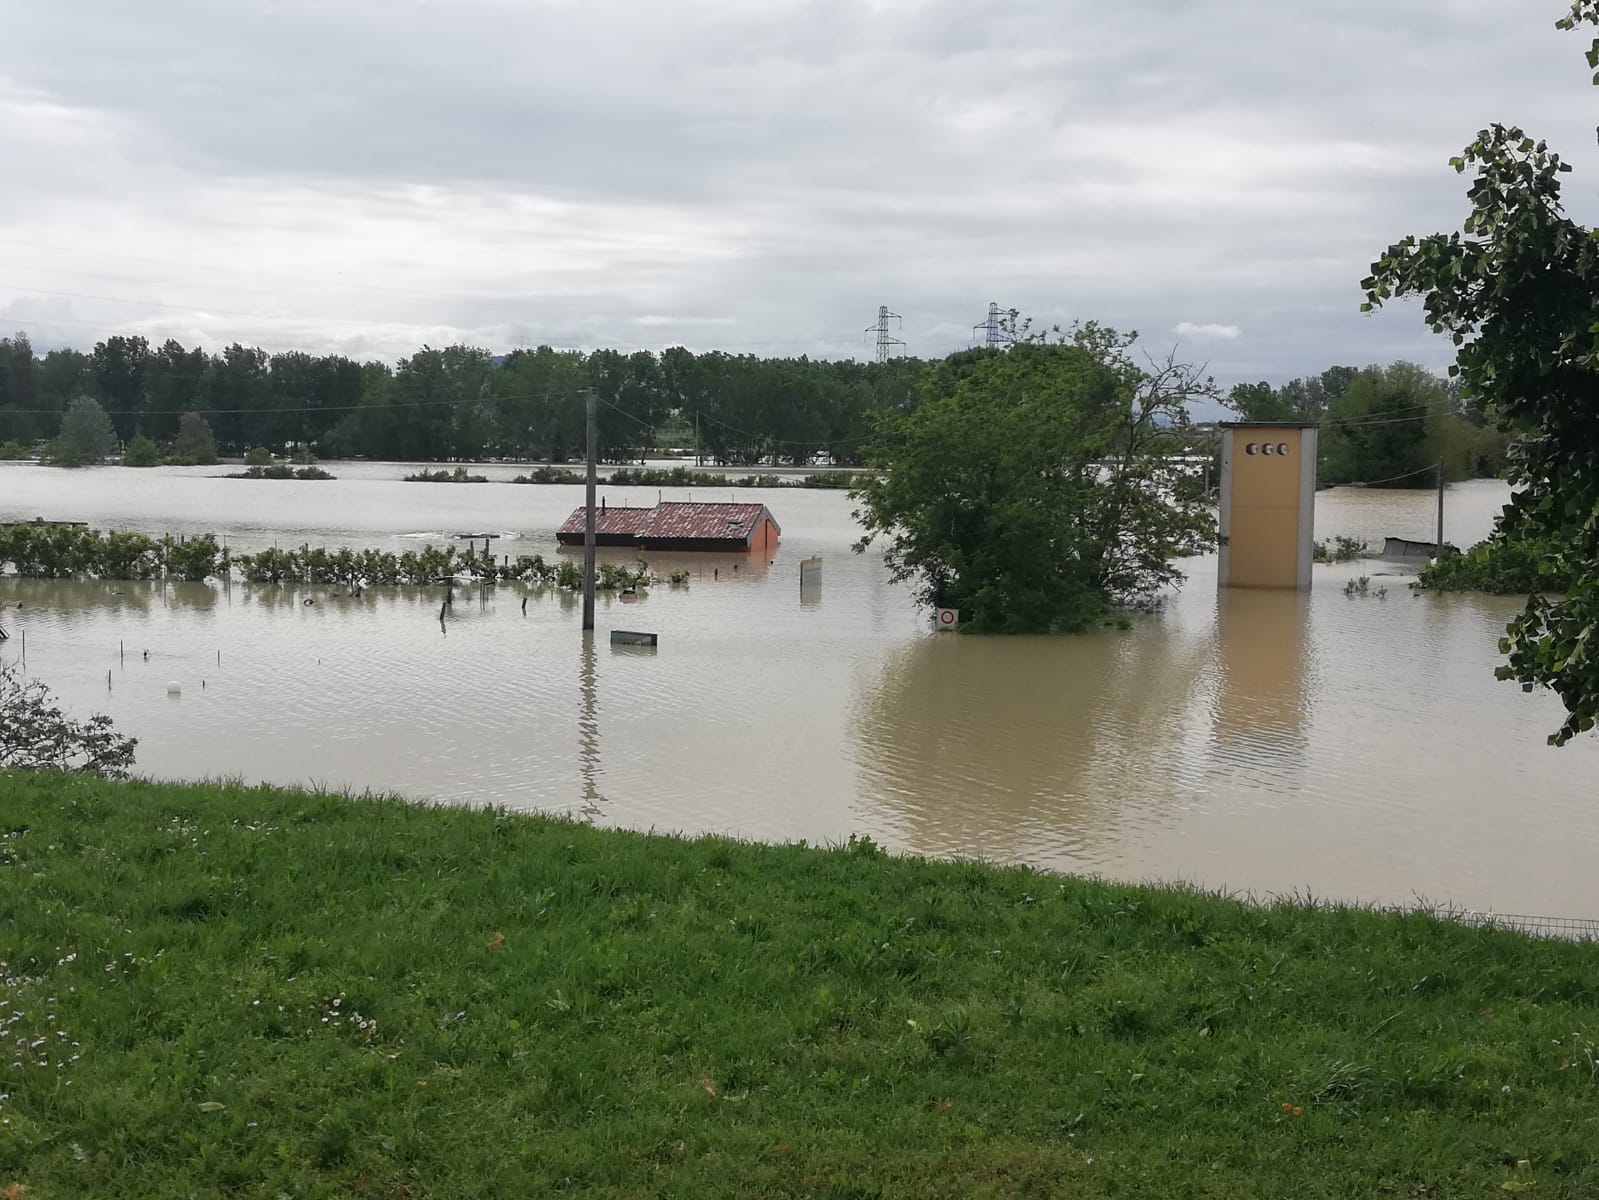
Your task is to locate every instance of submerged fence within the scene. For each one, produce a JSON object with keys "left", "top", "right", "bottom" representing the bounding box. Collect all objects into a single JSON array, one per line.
[{"left": 1445, "top": 910, "right": 1599, "bottom": 943}]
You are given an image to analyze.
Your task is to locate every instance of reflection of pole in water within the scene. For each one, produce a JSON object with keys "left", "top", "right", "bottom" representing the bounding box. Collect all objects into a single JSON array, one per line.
[{"left": 579, "top": 631, "right": 605, "bottom": 817}]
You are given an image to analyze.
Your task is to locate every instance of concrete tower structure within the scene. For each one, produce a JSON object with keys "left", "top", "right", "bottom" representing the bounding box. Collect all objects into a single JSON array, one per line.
[{"left": 1218, "top": 422, "right": 1318, "bottom": 590}]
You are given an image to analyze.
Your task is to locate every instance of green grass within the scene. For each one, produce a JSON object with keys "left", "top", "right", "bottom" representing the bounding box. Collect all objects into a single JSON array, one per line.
[{"left": 1, "top": 774, "right": 1597, "bottom": 1198}]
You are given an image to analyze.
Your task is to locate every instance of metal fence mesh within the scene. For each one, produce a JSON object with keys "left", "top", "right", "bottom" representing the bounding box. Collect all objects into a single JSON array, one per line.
[{"left": 1445, "top": 911, "right": 1599, "bottom": 942}]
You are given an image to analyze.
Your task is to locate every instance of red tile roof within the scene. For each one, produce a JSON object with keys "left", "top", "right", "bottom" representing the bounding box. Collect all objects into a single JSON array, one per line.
[
  {"left": 556, "top": 506, "right": 653, "bottom": 538},
  {"left": 645, "top": 502, "right": 773, "bottom": 542},
  {"left": 556, "top": 502, "right": 780, "bottom": 546}
]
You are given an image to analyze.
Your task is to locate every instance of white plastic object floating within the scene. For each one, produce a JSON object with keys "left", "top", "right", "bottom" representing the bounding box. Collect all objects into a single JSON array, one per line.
[{"left": 166, "top": 681, "right": 182, "bottom": 696}]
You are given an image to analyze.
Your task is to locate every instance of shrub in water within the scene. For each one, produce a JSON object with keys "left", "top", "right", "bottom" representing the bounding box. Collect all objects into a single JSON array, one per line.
[
  {"left": 123, "top": 436, "right": 163, "bottom": 467},
  {"left": 0, "top": 663, "right": 137, "bottom": 776},
  {"left": 512, "top": 465, "right": 583, "bottom": 484}
]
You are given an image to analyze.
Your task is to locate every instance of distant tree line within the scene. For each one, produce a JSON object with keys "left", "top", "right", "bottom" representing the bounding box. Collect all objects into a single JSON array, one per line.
[
  {"left": 0, "top": 333, "right": 925, "bottom": 466},
  {"left": 1224, "top": 362, "right": 1510, "bottom": 486},
  {"left": 0, "top": 331, "right": 1509, "bottom": 483}
]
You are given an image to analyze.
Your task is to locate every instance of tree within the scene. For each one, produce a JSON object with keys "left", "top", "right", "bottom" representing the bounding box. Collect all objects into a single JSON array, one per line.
[
  {"left": 123, "top": 434, "right": 162, "bottom": 466},
  {"left": 173, "top": 411, "right": 219, "bottom": 465},
  {"left": 49, "top": 396, "right": 119, "bottom": 466},
  {"left": 1226, "top": 381, "right": 1299, "bottom": 423},
  {"left": 0, "top": 663, "right": 137, "bottom": 776},
  {"left": 91, "top": 334, "right": 150, "bottom": 442},
  {"left": 143, "top": 339, "right": 207, "bottom": 442},
  {"left": 1363, "top": 1, "right": 1599, "bottom": 744},
  {"left": 0, "top": 332, "right": 42, "bottom": 443},
  {"left": 851, "top": 323, "right": 1217, "bottom": 633},
  {"left": 1317, "top": 363, "right": 1448, "bottom": 487}
]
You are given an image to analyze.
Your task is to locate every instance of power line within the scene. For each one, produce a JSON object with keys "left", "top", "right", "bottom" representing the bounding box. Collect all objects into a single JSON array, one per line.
[
  {"left": 1340, "top": 463, "right": 1441, "bottom": 487},
  {"left": 596, "top": 395, "right": 875, "bottom": 450}
]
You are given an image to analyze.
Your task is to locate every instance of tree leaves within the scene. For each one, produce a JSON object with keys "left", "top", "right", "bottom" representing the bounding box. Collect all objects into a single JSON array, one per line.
[
  {"left": 1363, "top": 5, "right": 1599, "bottom": 745},
  {"left": 851, "top": 324, "right": 1217, "bottom": 633},
  {"left": 0, "top": 664, "right": 138, "bottom": 777}
]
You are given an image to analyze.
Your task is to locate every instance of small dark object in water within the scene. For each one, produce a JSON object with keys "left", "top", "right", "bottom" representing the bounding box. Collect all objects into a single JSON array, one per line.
[
  {"left": 143, "top": 650, "right": 149, "bottom": 661},
  {"left": 302, "top": 598, "right": 315, "bottom": 607},
  {"left": 521, "top": 596, "right": 528, "bottom": 615},
  {"left": 611, "top": 630, "right": 658, "bottom": 647}
]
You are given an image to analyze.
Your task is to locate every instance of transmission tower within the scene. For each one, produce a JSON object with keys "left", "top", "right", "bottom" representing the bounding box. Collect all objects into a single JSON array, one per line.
[
  {"left": 972, "top": 301, "right": 1014, "bottom": 348},
  {"left": 864, "top": 305, "right": 905, "bottom": 363}
]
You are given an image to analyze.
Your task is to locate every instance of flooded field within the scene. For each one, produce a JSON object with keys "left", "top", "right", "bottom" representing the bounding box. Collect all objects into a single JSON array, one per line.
[{"left": 3, "top": 462, "right": 1595, "bottom": 916}]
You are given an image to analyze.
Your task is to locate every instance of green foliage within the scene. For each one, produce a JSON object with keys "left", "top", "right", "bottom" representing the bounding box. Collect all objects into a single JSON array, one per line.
[
  {"left": 172, "top": 411, "right": 219, "bottom": 465},
  {"left": 228, "top": 544, "right": 564, "bottom": 588},
  {"left": 553, "top": 559, "right": 584, "bottom": 590},
  {"left": 242, "top": 446, "right": 273, "bottom": 466},
  {"left": 853, "top": 324, "right": 1217, "bottom": 633},
  {"left": 405, "top": 466, "right": 488, "bottom": 483},
  {"left": 607, "top": 466, "right": 780, "bottom": 488},
  {"left": 1364, "top": 5, "right": 1599, "bottom": 744},
  {"left": 1418, "top": 529, "right": 1578, "bottom": 595},
  {"left": 1226, "top": 364, "right": 1507, "bottom": 486},
  {"left": 0, "top": 438, "right": 29, "bottom": 460},
  {"left": 95, "top": 531, "right": 163, "bottom": 580},
  {"left": 595, "top": 560, "right": 652, "bottom": 591},
  {"left": 668, "top": 568, "right": 691, "bottom": 586},
  {"left": 1318, "top": 364, "right": 1447, "bottom": 487},
  {"left": 0, "top": 328, "right": 930, "bottom": 468},
  {"left": 510, "top": 465, "right": 583, "bottom": 484},
  {"left": 289, "top": 445, "right": 318, "bottom": 465},
  {"left": 799, "top": 471, "right": 868, "bottom": 489},
  {"left": 1314, "top": 536, "right": 1369, "bottom": 564},
  {"left": 229, "top": 464, "right": 335, "bottom": 480},
  {"left": 0, "top": 525, "right": 218, "bottom": 581},
  {"left": 0, "top": 669, "right": 137, "bottom": 775},
  {"left": 48, "top": 396, "right": 118, "bottom": 466},
  {"left": 1229, "top": 367, "right": 1355, "bottom": 424},
  {"left": 6, "top": 774, "right": 1599, "bottom": 1197},
  {"left": 122, "top": 435, "right": 162, "bottom": 467},
  {"left": 161, "top": 534, "right": 221, "bottom": 582}
]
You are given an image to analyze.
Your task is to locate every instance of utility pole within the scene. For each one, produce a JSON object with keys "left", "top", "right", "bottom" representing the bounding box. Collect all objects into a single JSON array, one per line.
[
  {"left": 583, "top": 389, "right": 597, "bottom": 632},
  {"left": 1435, "top": 458, "right": 1446, "bottom": 558},
  {"left": 864, "top": 305, "right": 905, "bottom": 364}
]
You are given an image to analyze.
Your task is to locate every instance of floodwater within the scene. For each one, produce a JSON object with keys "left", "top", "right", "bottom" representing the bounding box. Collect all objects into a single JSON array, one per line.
[{"left": 3, "top": 461, "right": 1596, "bottom": 917}]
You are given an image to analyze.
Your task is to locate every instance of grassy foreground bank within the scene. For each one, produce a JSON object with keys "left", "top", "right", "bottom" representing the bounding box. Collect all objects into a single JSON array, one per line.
[{"left": 1, "top": 776, "right": 1596, "bottom": 1198}]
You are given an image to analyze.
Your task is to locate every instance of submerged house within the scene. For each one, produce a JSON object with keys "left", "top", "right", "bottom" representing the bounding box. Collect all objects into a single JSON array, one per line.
[{"left": 556, "top": 502, "right": 780, "bottom": 553}]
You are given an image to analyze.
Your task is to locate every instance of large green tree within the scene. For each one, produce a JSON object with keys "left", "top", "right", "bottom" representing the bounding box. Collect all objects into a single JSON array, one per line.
[
  {"left": 173, "top": 411, "right": 219, "bottom": 465},
  {"left": 0, "top": 333, "right": 43, "bottom": 443},
  {"left": 851, "top": 324, "right": 1216, "bottom": 633},
  {"left": 1364, "top": 1, "right": 1599, "bottom": 744},
  {"left": 1318, "top": 362, "right": 1448, "bottom": 487},
  {"left": 50, "top": 396, "right": 119, "bottom": 466},
  {"left": 91, "top": 334, "right": 150, "bottom": 443}
]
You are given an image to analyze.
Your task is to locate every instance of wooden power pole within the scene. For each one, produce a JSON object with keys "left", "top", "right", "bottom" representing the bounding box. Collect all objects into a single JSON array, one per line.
[
  {"left": 1435, "top": 458, "right": 1445, "bottom": 558},
  {"left": 583, "top": 389, "right": 597, "bottom": 632}
]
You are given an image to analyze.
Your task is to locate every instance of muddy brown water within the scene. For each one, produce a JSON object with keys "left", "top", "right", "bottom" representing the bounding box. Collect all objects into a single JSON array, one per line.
[{"left": 3, "top": 462, "right": 1595, "bottom": 915}]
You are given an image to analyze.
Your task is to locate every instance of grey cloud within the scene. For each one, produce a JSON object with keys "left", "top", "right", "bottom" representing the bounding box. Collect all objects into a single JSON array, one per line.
[{"left": 1, "top": 0, "right": 1595, "bottom": 384}]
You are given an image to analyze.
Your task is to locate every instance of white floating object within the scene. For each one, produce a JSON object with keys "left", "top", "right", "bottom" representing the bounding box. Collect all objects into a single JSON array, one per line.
[{"left": 166, "top": 681, "right": 182, "bottom": 696}]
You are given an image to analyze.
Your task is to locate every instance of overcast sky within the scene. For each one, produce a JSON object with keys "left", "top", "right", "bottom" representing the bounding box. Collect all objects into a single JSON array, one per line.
[{"left": 3, "top": 0, "right": 1595, "bottom": 399}]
